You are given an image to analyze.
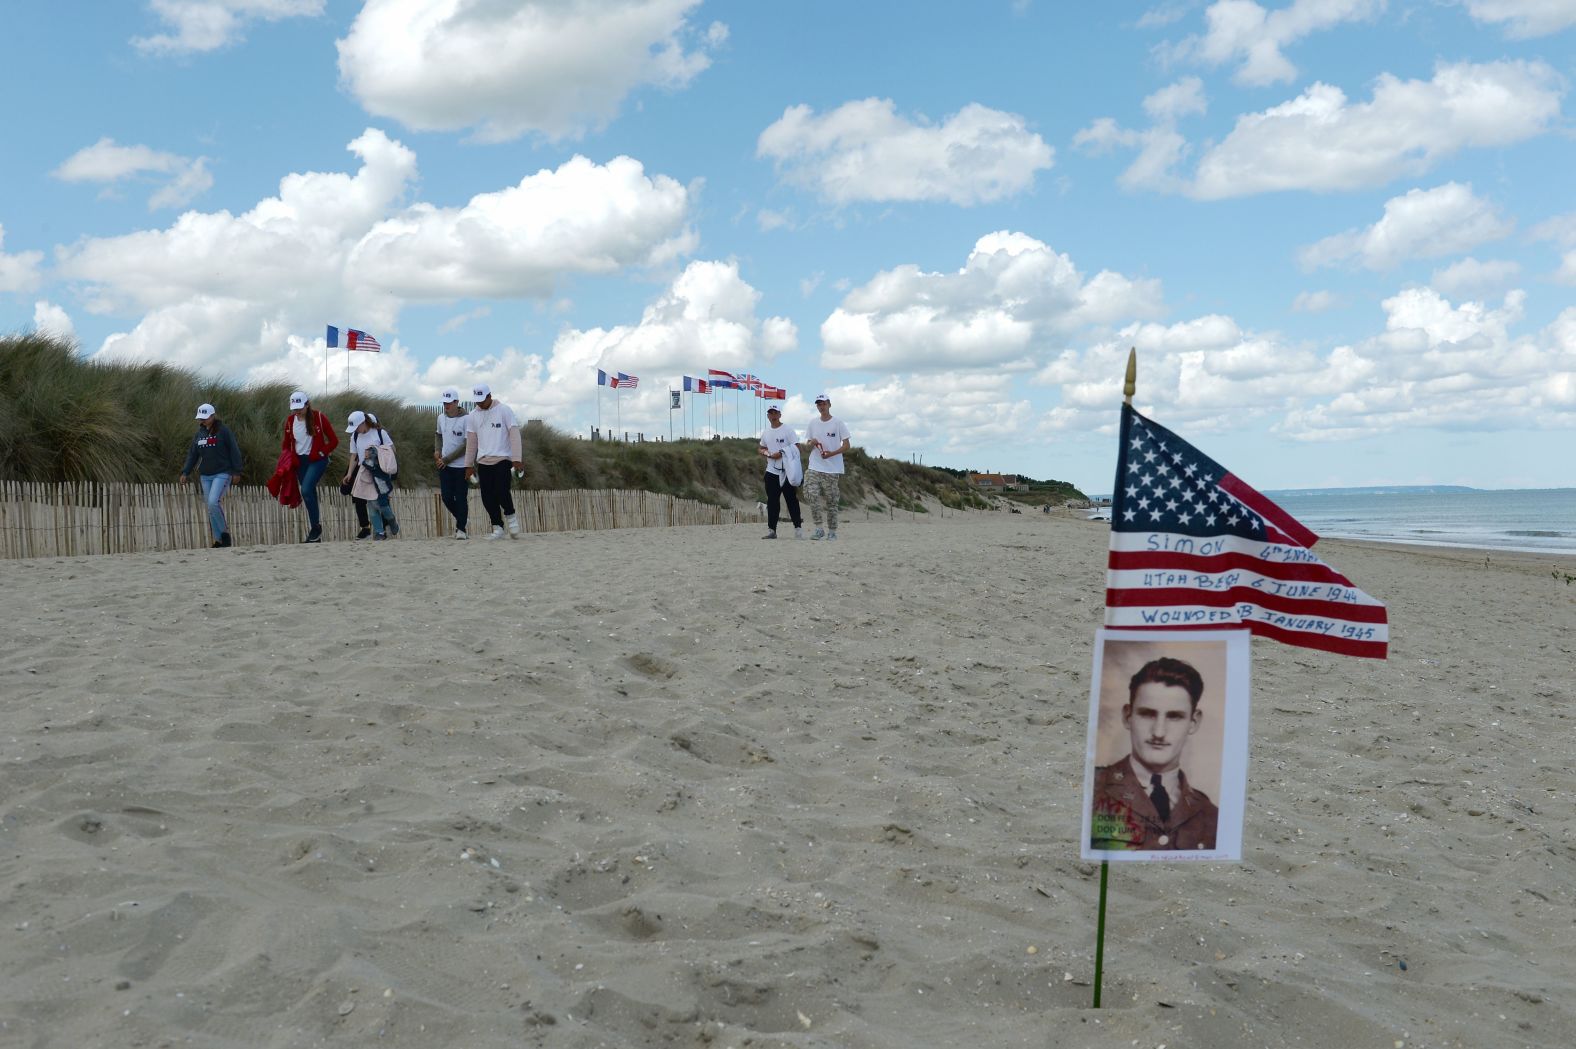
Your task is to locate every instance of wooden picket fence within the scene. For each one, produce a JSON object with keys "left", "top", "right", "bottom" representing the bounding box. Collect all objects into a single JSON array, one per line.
[{"left": 0, "top": 481, "right": 755, "bottom": 559}]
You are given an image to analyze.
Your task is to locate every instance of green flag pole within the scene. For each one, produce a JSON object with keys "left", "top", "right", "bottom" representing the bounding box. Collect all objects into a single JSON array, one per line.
[
  {"left": 1093, "top": 859, "right": 1109, "bottom": 1007},
  {"left": 1092, "top": 347, "right": 1138, "bottom": 1010}
]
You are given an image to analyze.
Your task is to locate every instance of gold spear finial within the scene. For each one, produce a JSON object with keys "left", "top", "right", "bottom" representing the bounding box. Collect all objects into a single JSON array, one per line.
[{"left": 1123, "top": 347, "right": 1136, "bottom": 405}]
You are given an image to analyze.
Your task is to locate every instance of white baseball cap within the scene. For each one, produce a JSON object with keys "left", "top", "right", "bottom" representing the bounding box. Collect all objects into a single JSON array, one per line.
[
  {"left": 814, "top": 392, "right": 830, "bottom": 403},
  {"left": 441, "top": 386, "right": 461, "bottom": 404},
  {"left": 765, "top": 404, "right": 782, "bottom": 413},
  {"left": 347, "top": 410, "right": 367, "bottom": 429},
  {"left": 194, "top": 403, "right": 215, "bottom": 420},
  {"left": 473, "top": 382, "right": 492, "bottom": 401},
  {"left": 288, "top": 391, "right": 308, "bottom": 410}
]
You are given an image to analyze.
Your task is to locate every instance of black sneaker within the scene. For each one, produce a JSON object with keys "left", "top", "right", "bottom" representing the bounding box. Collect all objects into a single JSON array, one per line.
[
  {"left": 304, "top": 529, "right": 322, "bottom": 544},
  {"left": 219, "top": 532, "right": 232, "bottom": 548},
  {"left": 355, "top": 526, "right": 371, "bottom": 540},
  {"left": 211, "top": 539, "right": 223, "bottom": 549}
]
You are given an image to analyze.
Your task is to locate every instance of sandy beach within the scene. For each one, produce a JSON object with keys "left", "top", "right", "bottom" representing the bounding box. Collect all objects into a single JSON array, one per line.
[{"left": 2, "top": 510, "right": 1573, "bottom": 1049}]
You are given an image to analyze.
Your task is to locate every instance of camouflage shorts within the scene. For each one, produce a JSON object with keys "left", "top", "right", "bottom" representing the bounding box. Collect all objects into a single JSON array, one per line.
[{"left": 804, "top": 471, "right": 840, "bottom": 530}]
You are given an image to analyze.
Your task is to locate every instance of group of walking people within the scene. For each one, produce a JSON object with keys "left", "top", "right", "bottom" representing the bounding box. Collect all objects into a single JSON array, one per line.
[
  {"left": 757, "top": 392, "right": 853, "bottom": 541},
  {"left": 179, "top": 384, "right": 527, "bottom": 547},
  {"left": 181, "top": 384, "right": 852, "bottom": 549}
]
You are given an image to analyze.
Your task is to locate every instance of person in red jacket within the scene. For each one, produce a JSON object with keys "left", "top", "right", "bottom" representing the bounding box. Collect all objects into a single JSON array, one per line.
[{"left": 282, "top": 390, "right": 339, "bottom": 542}]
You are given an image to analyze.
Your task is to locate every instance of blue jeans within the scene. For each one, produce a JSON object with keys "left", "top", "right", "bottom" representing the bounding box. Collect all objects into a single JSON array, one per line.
[
  {"left": 439, "top": 467, "right": 468, "bottom": 531},
  {"left": 296, "top": 457, "right": 328, "bottom": 531},
  {"left": 200, "top": 473, "right": 231, "bottom": 539}
]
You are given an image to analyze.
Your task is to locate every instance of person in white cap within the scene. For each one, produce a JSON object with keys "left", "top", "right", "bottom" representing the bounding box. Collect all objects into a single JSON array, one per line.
[
  {"left": 342, "top": 409, "right": 373, "bottom": 540},
  {"left": 433, "top": 387, "right": 470, "bottom": 539},
  {"left": 178, "top": 403, "right": 243, "bottom": 548},
  {"left": 756, "top": 403, "right": 803, "bottom": 539},
  {"left": 801, "top": 392, "right": 851, "bottom": 540},
  {"left": 342, "top": 411, "right": 400, "bottom": 540},
  {"left": 280, "top": 391, "right": 339, "bottom": 542},
  {"left": 463, "top": 383, "right": 524, "bottom": 539}
]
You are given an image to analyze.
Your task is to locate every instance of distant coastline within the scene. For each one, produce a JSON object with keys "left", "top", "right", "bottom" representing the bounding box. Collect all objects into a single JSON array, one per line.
[{"left": 1266, "top": 484, "right": 1478, "bottom": 497}]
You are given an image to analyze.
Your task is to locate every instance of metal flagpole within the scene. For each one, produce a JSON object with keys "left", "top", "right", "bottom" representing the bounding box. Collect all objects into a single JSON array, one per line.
[{"left": 1092, "top": 346, "right": 1138, "bottom": 1011}]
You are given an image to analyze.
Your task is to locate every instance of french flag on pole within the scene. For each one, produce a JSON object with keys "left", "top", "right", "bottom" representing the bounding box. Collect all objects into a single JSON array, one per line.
[{"left": 327, "top": 325, "right": 381, "bottom": 352}]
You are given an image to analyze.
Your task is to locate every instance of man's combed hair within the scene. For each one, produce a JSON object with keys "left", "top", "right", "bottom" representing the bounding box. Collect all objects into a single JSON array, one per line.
[{"left": 1128, "top": 657, "right": 1204, "bottom": 709}]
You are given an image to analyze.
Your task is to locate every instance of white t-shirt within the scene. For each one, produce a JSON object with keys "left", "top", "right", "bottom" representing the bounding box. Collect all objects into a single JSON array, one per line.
[
  {"left": 436, "top": 411, "right": 468, "bottom": 467},
  {"left": 292, "top": 416, "right": 313, "bottom": 456},
  {"left": 352, "top": 426, "right": 390, "bottom": 464},
  {"left": 759, "top": 424, "right": 799, "bottom": 477},
  {"left": 467, "top": 402, "right": 520, "bottom": 460},
  {"left": 804, "top": 415, "right": 851, "bottom": 475}
]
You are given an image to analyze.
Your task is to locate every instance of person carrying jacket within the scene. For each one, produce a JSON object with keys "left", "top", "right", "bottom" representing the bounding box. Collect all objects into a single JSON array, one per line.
[
  {"left": 344, "top": 410, "right": 400, "bottom": 540},
  {"left": 178, "top": 402, "right": 243, "bottom": 548},
  {"left": 281, "top": 390, "right": 339, "bottom": 543}
]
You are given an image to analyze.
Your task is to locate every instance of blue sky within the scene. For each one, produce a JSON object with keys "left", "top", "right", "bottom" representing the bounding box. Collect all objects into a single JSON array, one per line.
[{"left": 2, "top": 1, "right": 1574, "bottom": 494}]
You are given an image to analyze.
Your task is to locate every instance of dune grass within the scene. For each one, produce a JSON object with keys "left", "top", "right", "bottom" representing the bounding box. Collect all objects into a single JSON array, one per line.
[{"left": 1, "top": 332, "right": 1086, "bottom": 508}]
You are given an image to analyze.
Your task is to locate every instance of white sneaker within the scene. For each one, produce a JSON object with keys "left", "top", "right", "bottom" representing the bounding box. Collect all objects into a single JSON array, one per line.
[
  {"left": 487, "top": 525, "right": 505, "bottom": 540},
  {"left": 827, "top": 531, "right": 838, "bottom": 541},
  {"left": 454, "top": 529, "right": 468, "bottom": 540},
  {"left": 810, "top": 528, "right": 825, "bottom": 540},
  {"left": 505, "top": 513, "right": 521, "bottom": 539},
  {"left": 794, "top": 526, "right": 803, "bottom": 539}
]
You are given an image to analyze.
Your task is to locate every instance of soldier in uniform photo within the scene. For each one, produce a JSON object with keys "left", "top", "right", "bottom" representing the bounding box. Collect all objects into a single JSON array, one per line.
[{"left": 1089, "top": 656, "right": 1219, "bottom": 852}]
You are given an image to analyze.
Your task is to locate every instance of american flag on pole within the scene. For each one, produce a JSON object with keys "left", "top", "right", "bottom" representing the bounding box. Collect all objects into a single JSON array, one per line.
[
  {"left": 346, "top": 328, "right": 381, "bottom": 352},
  {"left": 1105, "top": 403, "right": 1388, "bottom": 659},
  {"left": 612, "top": 372, "right": 639, "bottom": 389}
]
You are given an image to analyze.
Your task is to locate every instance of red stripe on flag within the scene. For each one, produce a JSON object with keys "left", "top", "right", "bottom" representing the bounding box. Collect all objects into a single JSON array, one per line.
[{"left": 1220, "top": 474, "right": 1318, "bottom": 548}]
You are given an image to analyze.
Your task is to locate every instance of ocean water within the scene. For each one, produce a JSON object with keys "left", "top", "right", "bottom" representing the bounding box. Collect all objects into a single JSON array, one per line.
[{"left": 1270, "top": 488, "right": 1576, "bottom": 556}]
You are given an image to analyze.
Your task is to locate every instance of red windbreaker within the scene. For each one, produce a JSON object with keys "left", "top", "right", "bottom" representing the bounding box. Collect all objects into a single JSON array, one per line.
[{"left": 280, "top": 409, "right": 339, "bottom": 462}]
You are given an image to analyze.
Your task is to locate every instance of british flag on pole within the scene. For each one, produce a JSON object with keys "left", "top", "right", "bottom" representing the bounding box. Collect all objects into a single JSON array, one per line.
[{"left": 1105, "top": 403, "right": 1389, "bottom": 659}]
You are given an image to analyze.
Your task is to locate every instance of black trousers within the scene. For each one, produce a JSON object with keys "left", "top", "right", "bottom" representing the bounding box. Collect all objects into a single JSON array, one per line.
[
  {"left": 353, "top": 496, "right": 369, "bottom": 530},
  {"left": 477, "top": 461, "right": 516, "bottom": 527},
  {"left": 764, "top": 471, "right": 801, "bottom": 532}
]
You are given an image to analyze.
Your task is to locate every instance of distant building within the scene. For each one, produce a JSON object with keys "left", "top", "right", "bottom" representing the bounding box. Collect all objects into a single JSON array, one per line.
[{"left": 969, "top": 472, "right": 1019, "bottom": 490}]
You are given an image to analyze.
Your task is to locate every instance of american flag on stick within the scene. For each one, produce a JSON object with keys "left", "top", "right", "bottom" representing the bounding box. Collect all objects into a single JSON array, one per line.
[{"left": 1105, "top": 403, "right": 1388, "bottom": 659}]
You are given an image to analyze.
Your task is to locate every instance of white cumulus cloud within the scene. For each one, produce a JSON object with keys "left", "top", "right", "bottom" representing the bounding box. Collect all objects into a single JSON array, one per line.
[
  {"left": 1430, "top": 257, "right": 1521, "bottom": 298},
  {"left": 0, "top": 226, "right": 44, "bottom": 294},
  {"left": 1190, "top": 60, "right": 1563, "bottom": 199},
  {"left": 338, "top": 0, "right": 722, "bottom": 141},
  {"left": 349, "top": 154, "right": 695, "bottom": 299},
  {"left": 1461, "top": 0, "right": 1576, "bottom": 38},
  {"left": 54, "top": 138, "right": 213, "bottom": 210},
  {"left": 1292, "top": 290, "right": 1339, "bottom": 312},
  {"left": 133, "top": 0, "right": 324, "bottom": 54},
  {"left": 1074, "top": 78, "right": 1206, "bottom": 193},
  {"left": 33, "top": 301, "right": 76, "bottom": 342},
  {"left": 1181, "top": 0, "right": 1385, "bottom": 86},
  {"left": 52, "top": 129, "right": 694, "bottom": 381},
  {"left": 821, "top": 232, "right": 1163, "bottom": 371},
  {"left": 1298, "top": 183, "right": 1514, "bottom": 270},
  {"left": 758, "top": 99, "right": 1054, "bottom": 205}
]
